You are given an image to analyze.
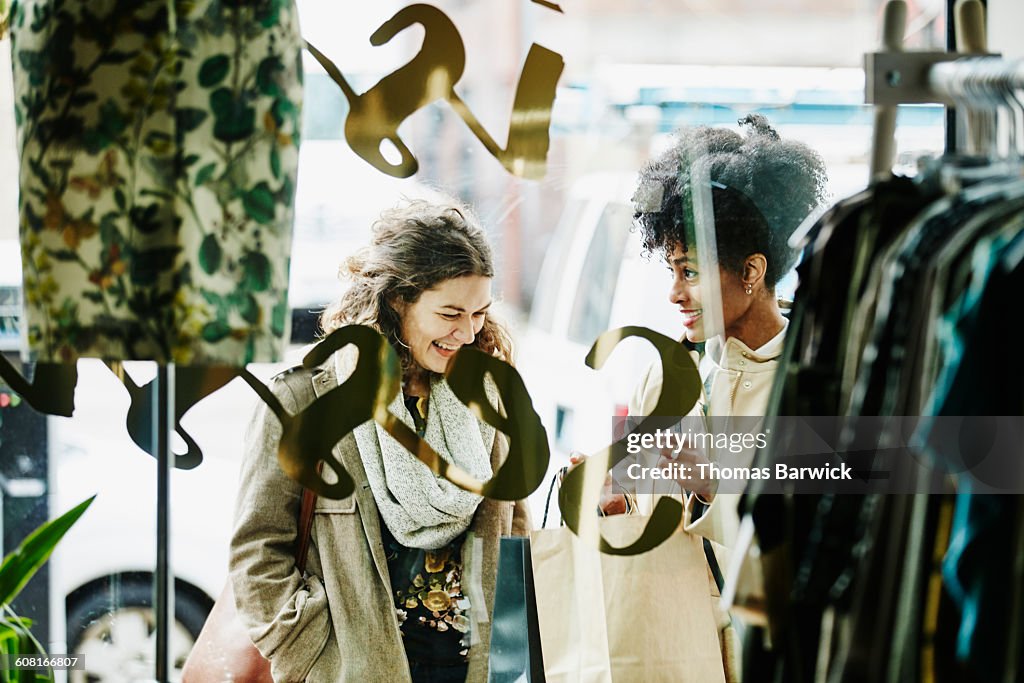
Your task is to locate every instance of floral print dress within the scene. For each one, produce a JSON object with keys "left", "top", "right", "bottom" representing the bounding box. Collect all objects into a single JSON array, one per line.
[
  {"left": 9, "top": 0, "right": 303, "bottom": 364},
  {"left": 381, "top": 521, "right": 472, "bottom": 664}
]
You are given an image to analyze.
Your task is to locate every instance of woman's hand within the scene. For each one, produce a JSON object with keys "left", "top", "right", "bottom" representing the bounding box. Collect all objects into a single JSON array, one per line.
[
  {"left": 656, "top": 435, "right": 716, "bottom": 502},
  {"left": 564, "top": 453, "right": 628, "bottom": 515}
]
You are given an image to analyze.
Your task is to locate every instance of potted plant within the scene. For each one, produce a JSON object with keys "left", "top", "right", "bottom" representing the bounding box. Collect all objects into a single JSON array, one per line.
[{"left": 0, "top": 496, "right": 94, "bottom": 683}]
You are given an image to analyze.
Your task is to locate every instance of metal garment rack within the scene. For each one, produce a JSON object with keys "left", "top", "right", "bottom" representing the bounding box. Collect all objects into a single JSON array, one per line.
[
  {"left": 865, "top": 52, "right": 1019, "bottom": 109},
  {"left": 866, "top": 0, "right": 1001, "bottom": 176},
  {"left": 866, "top": 52, "right": 1024, "bottom": 163},
  {"left": 152, "top": 365, "right": 174, "bottom": 683}
]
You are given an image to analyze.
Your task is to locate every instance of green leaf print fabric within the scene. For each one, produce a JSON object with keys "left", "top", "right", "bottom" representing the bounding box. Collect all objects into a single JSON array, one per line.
[{"left": 10, "top": 0, "right": 303, "bottom": 364}]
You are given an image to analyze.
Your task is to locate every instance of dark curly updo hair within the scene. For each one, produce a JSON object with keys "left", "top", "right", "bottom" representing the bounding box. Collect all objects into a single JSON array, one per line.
[{"left": 632, "top": 114, "right": 829, "bottom": 288}]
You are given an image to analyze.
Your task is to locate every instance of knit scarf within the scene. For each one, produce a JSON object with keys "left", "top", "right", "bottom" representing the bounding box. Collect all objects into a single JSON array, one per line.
[{"left": 341, "top": 353, "right": 495, "bottom": 550}]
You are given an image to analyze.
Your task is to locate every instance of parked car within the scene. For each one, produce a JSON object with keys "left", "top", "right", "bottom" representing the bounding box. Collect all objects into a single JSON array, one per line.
[{"left": 49, "top": 358, "right": 282, "bottom": 683}]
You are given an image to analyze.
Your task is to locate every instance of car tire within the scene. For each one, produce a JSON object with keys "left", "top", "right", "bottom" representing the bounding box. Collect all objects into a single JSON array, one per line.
[{"left": 66, "top": 574, "right": 211, "bottom": 683}]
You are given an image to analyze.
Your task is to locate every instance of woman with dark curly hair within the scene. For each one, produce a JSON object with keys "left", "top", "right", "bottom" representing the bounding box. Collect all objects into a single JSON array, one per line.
[
  {"left": 627, "top": 113, "right": 828, "bottom": 448},
  {"left": 230, "top": 197, "right": 530, "bottom": 683},
  {"left": 631, "top": 113, "right": 828, "bottom": 352},
  {"left": 579, "top": 115, "right": 827, "bottom": 682},
  {"left": 591, "top": 113, "right": 828, "bottom": 492}
]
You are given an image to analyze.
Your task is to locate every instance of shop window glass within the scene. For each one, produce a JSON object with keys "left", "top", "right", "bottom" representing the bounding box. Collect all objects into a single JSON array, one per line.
[
  {"left": 0, "top": 0, "right": 954, "bottom": 678},
  {"left": 567, "top": 203, "right": 632, "bottom": 345}
]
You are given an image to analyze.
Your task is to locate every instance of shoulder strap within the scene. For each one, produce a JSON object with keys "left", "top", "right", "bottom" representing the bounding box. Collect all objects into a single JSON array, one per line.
[
  {"left": 295, "top": 487, "right": 317, "bottom": 574},
  {"left": 275, "top": 363, "right": 326, "bottom": 573},
  {"left": 291, "top": 365, "right": 326, "bottom": 573},
  {"left": 703, "top": 537, "right": 725, "bottom": 593},
  {"left": 692, "top": 498, "right": 726, "bottom": 593}
]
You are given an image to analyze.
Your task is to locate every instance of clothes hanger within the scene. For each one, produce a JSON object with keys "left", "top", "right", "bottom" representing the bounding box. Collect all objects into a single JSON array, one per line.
[{"left": 935, "top": 0, "right": 1024, "bottom": 184}]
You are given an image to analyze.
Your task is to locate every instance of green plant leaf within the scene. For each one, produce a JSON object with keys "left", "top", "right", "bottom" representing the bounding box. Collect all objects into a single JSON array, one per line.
[
  {"left": 194, "top": 162, "right": 217, "bottom": 187},
  {"left": 49, "top": 250, "right": 78, "bottom": 262},
  {"left": 242, "top": 182, "right": 275, "bottom": 225},
  {"left": 236, "top": 293, "right": 260, "bottom": 325},
  {"left": 201, "top": 290, "right": 229, "bottom": 318},
  {"left": 240, "top": 252, "right": 272, "bottom": 292},
  {"left": 128, "top": 204, "right": 162, "bottom": 235},
  {"left": 0, "top": 497, "right": 94, "bottom": 607},
  {"left": 176, "top": 108, "right": 208, "bottom": 134},
  {"left": 201, "top": 320, "right": 231, "bottom": 343},
  {"left": 0, "top": 621, "right": 20, "bottom": 647},
  {"left": 269, "top": 146, "right": 281, "bottom": 180},
  {"left": 256, "top": 56, "right": 284, "bottom": 97},
  {"left": 1, "top": 606, "right": 48, "bottom": 682},
  {"left": 16, "top": 50, "right": 46, "bottom": 88},
  {"left": 271, "top": 300, "right": 288, "bottom": 337},
  {"left": 100, "top": 49, "right": 135, "bottom": 65},
  {"left": 0, "top": 616, "right": 34, "bottom": 682},
  {"left": 254, "top": 0, "right": 283, "bottom": 28},
  {"left": 198, "top": 234, "right": 222, "bottom": 274},
  {"left": 129, "top": 246, "right": 182, "bottom": 286},
  {"left": 210, "top": 88, "right": 255, "bottom": 143},
  {"left": 198, "top": 55, "right": 230, "bottom": 88},
  {"left": 98, "top": 100, "right": 128, "bottom": 140}
]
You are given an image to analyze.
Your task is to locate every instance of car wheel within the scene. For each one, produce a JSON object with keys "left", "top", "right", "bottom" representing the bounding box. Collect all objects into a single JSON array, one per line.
[{"left": 66, "top": 575, "right": 210, "bottom": 683}]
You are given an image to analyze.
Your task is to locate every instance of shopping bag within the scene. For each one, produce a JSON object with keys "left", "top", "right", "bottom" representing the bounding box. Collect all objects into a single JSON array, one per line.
[
  {"left": 531, "top": 515, "right": 726, "bottom": 683},
  {"left": 488, "top": 537, "right": 546, "bottom": 682},
  {"left": 181, "top": 580, "right": 273, "bottom": 683}
]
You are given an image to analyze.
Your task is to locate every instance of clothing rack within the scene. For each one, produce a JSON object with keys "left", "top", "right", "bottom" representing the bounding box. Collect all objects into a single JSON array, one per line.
[
  {"left": 866, "top": 54, "right": 1024, "bottom": 108},
  {"left": 866, "top": 0, "right": 1004, "bottom": 176}
]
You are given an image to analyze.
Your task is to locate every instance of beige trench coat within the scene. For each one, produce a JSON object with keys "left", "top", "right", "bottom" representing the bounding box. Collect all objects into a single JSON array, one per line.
[{"left": 230, "top": 355, "right": 531, "bottom": 682}]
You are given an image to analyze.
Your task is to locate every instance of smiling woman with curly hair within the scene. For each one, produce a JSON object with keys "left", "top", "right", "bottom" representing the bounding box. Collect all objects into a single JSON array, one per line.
[
  {"left": 582, "top": 115, "right": 829, "bottom": 683},
  {"left": 633, "top": 113, "right": 829, "bottom": 321},
  {"left": 230, "top": 196, "right": 529, "bottom": 683},
  {"left": 320, "top": 199, "right": 514, "bottom": 383}
]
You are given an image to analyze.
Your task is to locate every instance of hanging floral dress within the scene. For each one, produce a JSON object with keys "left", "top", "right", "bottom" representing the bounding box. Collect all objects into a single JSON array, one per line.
[{"left": 10, "top": 0, "right": 303, "bottom": 364}]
